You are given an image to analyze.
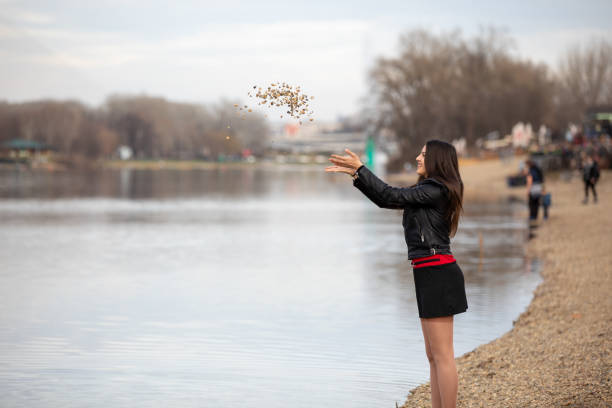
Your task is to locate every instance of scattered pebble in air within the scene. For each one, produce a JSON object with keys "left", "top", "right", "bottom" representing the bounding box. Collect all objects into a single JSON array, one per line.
[{"left": 233, "top": 82, "right": 315, "bottom": 124}]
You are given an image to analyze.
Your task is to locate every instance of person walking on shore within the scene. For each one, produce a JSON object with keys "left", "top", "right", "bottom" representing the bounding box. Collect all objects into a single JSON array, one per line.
[
  {"left": 326, "top": 140, "right": 468, "bottom": 408},
  {"left": 581, "top": 154, "right": 600, "bottom": 204}
]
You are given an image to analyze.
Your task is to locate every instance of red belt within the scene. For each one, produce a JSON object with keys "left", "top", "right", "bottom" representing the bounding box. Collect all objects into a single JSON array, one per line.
[{"left": 411, "top": 254, "right": 456, "bottom": 269}]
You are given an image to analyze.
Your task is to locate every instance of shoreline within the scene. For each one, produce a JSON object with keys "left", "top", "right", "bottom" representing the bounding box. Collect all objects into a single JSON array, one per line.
[
  {"left": 0, "top": 158, "right": 339, "bottom": 172},
  {"left": 399, "top": 161, "right": 612, "bottom": 407}
]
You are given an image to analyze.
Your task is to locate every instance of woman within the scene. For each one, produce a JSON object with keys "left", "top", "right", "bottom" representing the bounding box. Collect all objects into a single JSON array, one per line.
[{"left": 326, "top": 140, "right": 467, "bottom": 408}]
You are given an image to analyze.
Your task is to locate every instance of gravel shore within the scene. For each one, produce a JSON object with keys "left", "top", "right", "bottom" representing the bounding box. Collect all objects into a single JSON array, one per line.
[{"left": 398, "top": 163, "right": 612, "bottom": 407}]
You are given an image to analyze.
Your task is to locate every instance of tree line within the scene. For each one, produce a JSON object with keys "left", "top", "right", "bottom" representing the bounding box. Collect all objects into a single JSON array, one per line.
[
  {"left": 367, "top": 28, "right": 612, "bottom": 169},
  {"left": 0, "top": 95, "right": 268, "bottom": 161}
]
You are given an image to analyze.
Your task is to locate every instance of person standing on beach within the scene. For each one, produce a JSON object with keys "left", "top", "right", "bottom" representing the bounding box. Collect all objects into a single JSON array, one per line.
[
  {"left": 524, "top": 159, "right": 544, "bottom": 222},
  {"left": 581, "top": 153, "right": 600, "bottom": 204},
  {"left": 326, "top": 140, "right": 467, "bottom": 408}
]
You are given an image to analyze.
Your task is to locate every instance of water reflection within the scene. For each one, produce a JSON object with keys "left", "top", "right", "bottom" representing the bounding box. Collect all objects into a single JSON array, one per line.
[{"left": 0, "top": 166, "right": 541, "bottom": 408}]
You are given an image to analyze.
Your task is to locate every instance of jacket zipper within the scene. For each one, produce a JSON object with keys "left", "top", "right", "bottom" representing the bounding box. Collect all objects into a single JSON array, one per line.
[
  {"left": 414, "top": 217, "right": 425, "bottom": 243},
  {"left": 415, "top": 216, "right": 436, "bottom": 254}
]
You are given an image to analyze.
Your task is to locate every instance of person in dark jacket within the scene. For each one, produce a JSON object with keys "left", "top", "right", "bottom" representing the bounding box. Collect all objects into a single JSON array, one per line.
[
  {"left": 523, "top": 159, "right": 544, "bottom": 221},
  {"left": 326, "top": 140, "right": 466, "bottom": 408},
  {"left": 581, "top": 154, "right": 600, "bottom": 204}
]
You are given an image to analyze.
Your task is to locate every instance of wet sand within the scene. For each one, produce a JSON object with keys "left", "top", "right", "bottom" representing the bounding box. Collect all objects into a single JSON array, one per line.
[{"left": 396, "top": 158, "right": 612, "bottom": 407}]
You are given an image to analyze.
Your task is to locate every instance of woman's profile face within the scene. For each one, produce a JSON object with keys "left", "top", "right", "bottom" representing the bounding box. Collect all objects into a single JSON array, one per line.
[{"left": 416, "top": 145, "right": 427, "bottom": 177}]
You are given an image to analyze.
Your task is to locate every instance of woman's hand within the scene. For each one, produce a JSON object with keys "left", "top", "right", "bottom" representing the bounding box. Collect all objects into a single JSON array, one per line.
[{"left": 325, "top": 149, "right": 363, "bottom": 175}]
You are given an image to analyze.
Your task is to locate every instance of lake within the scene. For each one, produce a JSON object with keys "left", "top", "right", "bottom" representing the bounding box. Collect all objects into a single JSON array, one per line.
[{"left": 0, "top": 164, "right": 541, "bottom": 408}]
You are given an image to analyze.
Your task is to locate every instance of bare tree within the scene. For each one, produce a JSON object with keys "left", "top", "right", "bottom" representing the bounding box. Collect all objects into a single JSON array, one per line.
[
  {"left": 369, "top": 28, "right": 556, "bottom": 168},
  {"left": 556, "top": 38, "right": 612, "bottom": 125},
  {"left": 104, "top": 95, "right": 269, "bottom": 159}
]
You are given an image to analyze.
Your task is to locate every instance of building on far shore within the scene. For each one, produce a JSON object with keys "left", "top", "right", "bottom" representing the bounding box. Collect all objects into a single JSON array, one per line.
[
  {"left": 263, "top": 118, "right": 395, "bottom": 174},
  {"left": 0, "top": 138, "right": 55, "bottom": 163},
  {"left": 268, "top": 122, "right": 366, "bottom": 155},
  {"left": 265, "top": 120, "right": 369, "bottom": 164}
]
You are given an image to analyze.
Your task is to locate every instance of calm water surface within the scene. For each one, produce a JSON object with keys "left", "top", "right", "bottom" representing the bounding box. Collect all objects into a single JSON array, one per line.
[{"left": 0, "top": 165, "right": 541, "bottom": 408}]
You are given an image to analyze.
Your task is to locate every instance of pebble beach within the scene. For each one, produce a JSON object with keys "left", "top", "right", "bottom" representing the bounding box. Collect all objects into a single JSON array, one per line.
[{"left": 396, "top": 159, "right": 612, "bottom": 407}]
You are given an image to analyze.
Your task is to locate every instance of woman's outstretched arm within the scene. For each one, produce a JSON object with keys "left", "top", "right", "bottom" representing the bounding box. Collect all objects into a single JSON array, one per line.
[
  {"left": 326, "top": 149, "right": 442, "bottom": 209},
  {"left": 353, "top": 165, "right": 442, "bottom": 209}
]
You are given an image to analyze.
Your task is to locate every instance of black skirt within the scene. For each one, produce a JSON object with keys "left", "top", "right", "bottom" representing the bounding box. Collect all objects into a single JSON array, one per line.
[{"left": 413, "top": 262, "right": 468, "bottom": 318}]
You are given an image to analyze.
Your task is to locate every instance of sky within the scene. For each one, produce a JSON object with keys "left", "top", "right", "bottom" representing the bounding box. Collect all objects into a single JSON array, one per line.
[{"left": 1, "top": 0, "right": 611, "bottom": 121}]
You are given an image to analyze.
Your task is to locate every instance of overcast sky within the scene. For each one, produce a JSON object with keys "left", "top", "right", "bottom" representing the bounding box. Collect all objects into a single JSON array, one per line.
[{"left": 1, "top": 0, "right": 611, "bottom": 121}]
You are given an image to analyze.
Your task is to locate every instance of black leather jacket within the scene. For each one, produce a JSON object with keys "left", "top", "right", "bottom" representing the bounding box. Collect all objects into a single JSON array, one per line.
[{"left": 353, "top": 165, "right": 452, "bottom": 259}]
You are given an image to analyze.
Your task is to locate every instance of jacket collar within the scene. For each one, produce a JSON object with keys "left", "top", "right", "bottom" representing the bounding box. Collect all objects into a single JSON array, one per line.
[
  {"left": 418, "top": 177, "right": 449, "bottom": 191},
  {"left": 419, "top": 177, "right": 445, "bottom": 186}
]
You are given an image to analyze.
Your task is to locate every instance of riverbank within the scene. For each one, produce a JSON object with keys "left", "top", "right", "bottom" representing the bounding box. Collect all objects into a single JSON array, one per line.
[
  {"left": 400, "top": 162, "right": 612, "bottom": 407},
  {"left": 103, "top": 158, "right": 260, "bottom": 170}
]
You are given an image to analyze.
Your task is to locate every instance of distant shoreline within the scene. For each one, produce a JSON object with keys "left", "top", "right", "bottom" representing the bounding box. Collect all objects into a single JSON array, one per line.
[
  {"left": 0, "top": 158, "right": 334, "bottom": 172},
  {"left": 103, "top": 159, "right": 262, "bottom": 170},
  {"left": 1, "top": 154, "right": 524, "bottom": 174}
]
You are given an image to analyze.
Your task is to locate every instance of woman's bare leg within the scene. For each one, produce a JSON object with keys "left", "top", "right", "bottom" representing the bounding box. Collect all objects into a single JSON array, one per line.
[
  {"left": 421, "top": 316, "right": 457, "bottom": 408},
  {"left": 420, "top": 318, "right": 442, "bottom": 408}
]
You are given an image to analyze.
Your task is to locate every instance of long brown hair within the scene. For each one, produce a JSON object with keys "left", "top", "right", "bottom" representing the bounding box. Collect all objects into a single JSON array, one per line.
[{"left": 418, "top": 139, "right": 464, "bottom": 237}]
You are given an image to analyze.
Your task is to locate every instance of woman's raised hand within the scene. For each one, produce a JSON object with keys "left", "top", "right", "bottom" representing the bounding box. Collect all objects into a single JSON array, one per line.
[{"left": 325, "top": 149, "right": 363, "bottom": 175}]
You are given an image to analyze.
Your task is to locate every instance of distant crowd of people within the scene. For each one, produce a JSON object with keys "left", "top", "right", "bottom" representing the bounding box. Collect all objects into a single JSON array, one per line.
[{"left": 546, "top": 133, "right": 611, "bottom": 171}]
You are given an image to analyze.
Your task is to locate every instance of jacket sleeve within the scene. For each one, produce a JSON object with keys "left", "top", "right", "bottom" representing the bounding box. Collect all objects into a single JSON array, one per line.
[{"left": 352, "top": 165, "right": 444, "bottom": 209}]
